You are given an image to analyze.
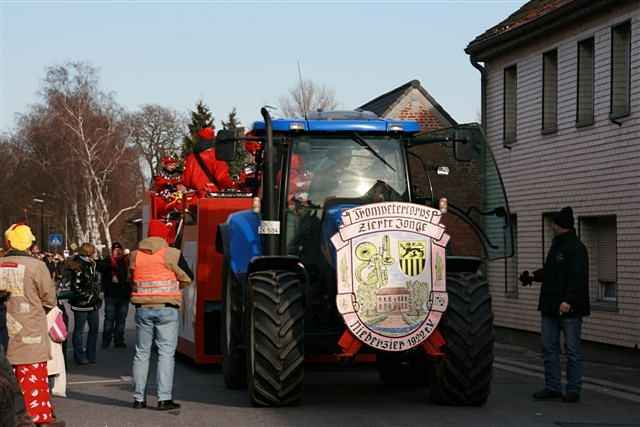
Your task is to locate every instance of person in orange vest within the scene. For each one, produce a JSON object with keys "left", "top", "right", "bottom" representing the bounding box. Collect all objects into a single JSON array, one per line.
[
  {"left": 179, "top": 127, "right": 235, "bottom": 197},
  {"left": 129, "top": 227, "right": 192, "bottom": 411}
]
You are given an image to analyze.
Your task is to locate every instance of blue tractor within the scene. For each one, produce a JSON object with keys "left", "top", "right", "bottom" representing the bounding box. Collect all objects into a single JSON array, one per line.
[{"left": 215, "top": 108, "right": 513, "bottom": 406}]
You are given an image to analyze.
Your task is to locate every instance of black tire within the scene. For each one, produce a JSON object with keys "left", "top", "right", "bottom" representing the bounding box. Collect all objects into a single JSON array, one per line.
[
  {"left": 221, "top": 261, "right": 247, "bottom": 389},
  {"left": 247, "top": 270, "right": 304, "bottom": 406},
  {"left": 376, "top": 349, "right": 429, "bottom": 386},
  {"left": 430, "top": 272, "right": 494, "bottom": 406}
]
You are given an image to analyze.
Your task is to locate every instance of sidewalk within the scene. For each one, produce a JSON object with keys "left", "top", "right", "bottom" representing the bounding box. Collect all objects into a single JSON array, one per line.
[{"left": 494, "top": 328, "right": 640, "bottom": 401}]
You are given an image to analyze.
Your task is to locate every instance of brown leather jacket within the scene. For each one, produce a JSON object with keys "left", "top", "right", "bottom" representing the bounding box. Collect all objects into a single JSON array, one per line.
[{"left": 0, "top": 252, "right": 57, "bottom": 365}]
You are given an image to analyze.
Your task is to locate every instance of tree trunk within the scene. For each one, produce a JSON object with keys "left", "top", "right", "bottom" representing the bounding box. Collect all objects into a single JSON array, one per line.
[{"left": 71, "top": 199, "right": 87, "bottom": 246}]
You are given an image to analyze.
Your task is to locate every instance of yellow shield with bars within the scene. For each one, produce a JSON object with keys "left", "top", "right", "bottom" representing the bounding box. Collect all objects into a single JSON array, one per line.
[{"left": 398, "top": 241, "right": 426, "bottom": 277}]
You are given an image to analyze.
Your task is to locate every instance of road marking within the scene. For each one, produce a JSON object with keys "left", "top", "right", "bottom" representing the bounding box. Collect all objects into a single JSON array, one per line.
[
  {"left": 494, "top": 362, "right": 640, "bottom": 404},
  {"left": 67, "top": 376, "right": 132, "bottom": 386}
]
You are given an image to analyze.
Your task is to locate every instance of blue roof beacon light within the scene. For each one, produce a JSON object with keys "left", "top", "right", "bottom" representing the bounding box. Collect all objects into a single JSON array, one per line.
[{"left": 252, "top": 110, "right": 420, "bottom": 135}]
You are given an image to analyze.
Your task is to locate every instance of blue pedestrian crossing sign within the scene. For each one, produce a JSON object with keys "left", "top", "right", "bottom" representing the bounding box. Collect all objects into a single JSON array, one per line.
[{"left": 48, "top": 233, "right": 64, "bottom": 248}]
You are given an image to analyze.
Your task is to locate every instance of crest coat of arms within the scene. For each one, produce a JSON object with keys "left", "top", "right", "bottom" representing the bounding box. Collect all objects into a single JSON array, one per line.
[{"left": 331, "top": 202, "right": 450, "bottom": 352}]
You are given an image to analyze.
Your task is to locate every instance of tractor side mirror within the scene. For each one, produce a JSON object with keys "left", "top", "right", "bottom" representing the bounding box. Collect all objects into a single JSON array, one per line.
[
  {"left": 215, "top": 128, "right": 243, "bottom": 162},
  {"left": 452, "top": 124, "right": 485, "bottom": 162}
]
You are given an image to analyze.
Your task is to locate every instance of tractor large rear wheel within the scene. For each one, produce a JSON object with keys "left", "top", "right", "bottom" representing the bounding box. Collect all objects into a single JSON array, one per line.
[
  {"left": 247, "top": 270, "right": 304, "bottom": 406},
  {"left": 430, "top": 272, "right": 494, "bottom": 406},
  {"left": 221, "top": 261, "right": 246, "bottom": 389}
]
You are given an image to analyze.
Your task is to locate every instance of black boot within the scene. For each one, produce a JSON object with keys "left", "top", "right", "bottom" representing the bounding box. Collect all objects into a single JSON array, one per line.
[{"left": 157, "top": 400, "right": 181, "bottom": 411}]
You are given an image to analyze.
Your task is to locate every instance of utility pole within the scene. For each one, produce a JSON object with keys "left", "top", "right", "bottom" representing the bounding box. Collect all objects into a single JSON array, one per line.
[
  {"left": 32, "top": 197, "right": 45, "bottom": 246},
  {"left": 64, "top": 208, "right": 68, "bottom": 251}
]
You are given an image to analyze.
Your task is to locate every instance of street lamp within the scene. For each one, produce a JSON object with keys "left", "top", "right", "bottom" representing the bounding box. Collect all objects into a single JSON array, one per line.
[{"left": 32, "top": 197, "right": 44, "bottom": 246}]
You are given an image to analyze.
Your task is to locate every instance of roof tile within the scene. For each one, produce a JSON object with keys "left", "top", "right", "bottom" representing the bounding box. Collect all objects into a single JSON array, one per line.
[{"left": 467, "top": 0, "right": 574, "bottom": 50}]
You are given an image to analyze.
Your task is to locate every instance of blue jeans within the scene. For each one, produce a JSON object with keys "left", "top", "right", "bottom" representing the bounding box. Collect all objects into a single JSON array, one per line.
[
  {"left": 132, "top": 307, "right": 179, "bottom": 402},
  {"left": 72, "top": 309, "right": 99, "bottom": 363},
  {"left": 103, "top": 297, "right": 130, "bottom": 345},
  {"left": 541, "top": 315, "right": 584, "bottom": 393}
]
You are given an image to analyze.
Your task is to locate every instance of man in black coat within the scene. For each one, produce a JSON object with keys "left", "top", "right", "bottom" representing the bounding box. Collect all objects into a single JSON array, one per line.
[
  {"left": 520, "top": 207, "right": 590, "bottom": 403},
  {"left": 98, "top": 242, "right": 131, "bottom": 349}
]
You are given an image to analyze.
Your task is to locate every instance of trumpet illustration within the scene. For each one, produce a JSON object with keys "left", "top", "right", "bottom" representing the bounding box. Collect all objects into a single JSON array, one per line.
[{"left": 355, "top": 235, "right": 394, "bottom": 288}]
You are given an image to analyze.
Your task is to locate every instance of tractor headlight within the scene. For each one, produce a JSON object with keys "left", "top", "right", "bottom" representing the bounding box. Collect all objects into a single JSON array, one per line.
[
  {"left": 289, "top": 122, "right": 305, "bottom": 131},
  {"left": 439, "top": 197, "right": 448, "bottom": 214},
  {"left": 252, "top": 197, "right": 261, "bottom": 213}
]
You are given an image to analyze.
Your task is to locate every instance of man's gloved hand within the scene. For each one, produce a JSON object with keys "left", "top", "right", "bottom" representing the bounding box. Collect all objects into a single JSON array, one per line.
[{"left": 519, "top": 270, "right": 534, "bottom": 287}]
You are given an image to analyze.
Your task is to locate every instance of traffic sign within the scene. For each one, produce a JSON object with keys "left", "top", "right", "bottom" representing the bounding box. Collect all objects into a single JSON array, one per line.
[{"left": 48, "top": 233, "right": 64, "bottom": 248}]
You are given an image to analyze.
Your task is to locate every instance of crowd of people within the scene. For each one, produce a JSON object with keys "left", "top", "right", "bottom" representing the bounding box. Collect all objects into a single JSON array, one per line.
[
  {"left": 0, "top": 127, "right": 225, "bottom": 427},
  {"left": 0, "top": 224, "right": 137, "bottom": 426},
  {"left": 0, "top": 220, "right": 194, "bottom": 426}
]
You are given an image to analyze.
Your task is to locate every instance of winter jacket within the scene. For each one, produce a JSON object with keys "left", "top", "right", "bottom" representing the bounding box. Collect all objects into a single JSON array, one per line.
[
  {"left": 182, "top": 147, "right": 234, "bottom": 195},
  {"left": 0, "top": 252, "right": 57, "bottom": 365},
  {"left": 536, "top": 230, "right": 590, "bottom": 317},
  {"left": 129, "top": 237, "right": 192, "bottom": 308},
  {"left": 0, "top": 296, "right": 8, "bottom": 352},
  {"left": 98, "top": 256, "right": 131, "bottom": 300},
  {"left": 63, "top": 255, "right": 102, "bottom": 311}
]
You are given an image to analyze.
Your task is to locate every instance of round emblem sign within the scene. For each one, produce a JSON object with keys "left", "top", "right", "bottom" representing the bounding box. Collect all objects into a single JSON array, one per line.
[{"left": 331, "top": 202, "right": 449, "bottom": 352}]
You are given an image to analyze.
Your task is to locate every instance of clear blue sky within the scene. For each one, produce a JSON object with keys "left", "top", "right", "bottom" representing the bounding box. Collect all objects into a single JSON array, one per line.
[{"left": 0, "top": 1, "right": 527, "bottom": 132}]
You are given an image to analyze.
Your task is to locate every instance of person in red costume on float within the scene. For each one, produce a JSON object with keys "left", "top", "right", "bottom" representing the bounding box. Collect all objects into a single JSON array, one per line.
[
  {"left": 153, "top": 156, "right": 182, "bottom": 193},
  {"left": 151, "top": 156, "right": 185, "bottom": 219},
  {"left": 178, "top": 127, "right": 235, "bottom": 197}
]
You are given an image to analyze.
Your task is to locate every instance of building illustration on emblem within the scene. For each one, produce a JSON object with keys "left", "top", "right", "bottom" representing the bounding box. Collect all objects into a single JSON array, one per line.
[{"left": 376, "top": 286, "right": 411, "bottom": 314}]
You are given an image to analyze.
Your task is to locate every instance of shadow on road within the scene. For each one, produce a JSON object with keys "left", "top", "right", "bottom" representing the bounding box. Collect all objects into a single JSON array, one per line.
[{"left": 66, "top": 390, "right": 133, "bottom": 408}]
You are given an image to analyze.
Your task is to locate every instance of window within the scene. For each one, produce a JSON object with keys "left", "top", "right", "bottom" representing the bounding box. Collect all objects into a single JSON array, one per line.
[
  {"left": 579, "top": 216, "right": 618, "bottom": 306},
  {"left": 541, "top": 213, "right": 555, "bottom": 264},
  {"left": 506, "top": 214, "right": 518, "bottom": 297},
  {"left": 577, "top": 37, "right": 595, "bottom": 126},
  {"left": 542, "top": 50, "right": 558, "bottom": 133},
  {"left": 611, "top": 21, "right": 631, "bottom": 118},
  {"left": 503, "top": 65, "right": 517, "bottom": 145}
]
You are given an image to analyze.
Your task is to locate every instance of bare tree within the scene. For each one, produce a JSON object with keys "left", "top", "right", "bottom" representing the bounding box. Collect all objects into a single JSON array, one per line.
[
  {"left": 279, "top": 79, "right": 338, "bottom": 118},
  {"left": 22, "top": 62, "right": 142, "bottom": 249},
  {"left": 127, "top": 105, "right": 185, "bottom": 180}
]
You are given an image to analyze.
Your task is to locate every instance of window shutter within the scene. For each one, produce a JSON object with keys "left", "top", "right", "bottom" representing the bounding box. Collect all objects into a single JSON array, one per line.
[
  {"left": 611, "top": 22, "right": 631, "bottom": 117},
  {"left": 504, "top": 66, "right": 517, "bottom": 144},
  {"left": 542, "top": 50, "right": 558, "bottom": 132},
  {"left": 597, "top": 217, "right": 617, "bottom": 282},
  {"left": 577, "top": 38, "right": 595, "bottom": 125}
]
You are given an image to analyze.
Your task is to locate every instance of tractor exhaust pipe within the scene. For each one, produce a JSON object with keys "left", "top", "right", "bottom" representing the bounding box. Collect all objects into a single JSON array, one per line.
[{"left": 260, "top": 107, "right": 278, "bottom": 256}]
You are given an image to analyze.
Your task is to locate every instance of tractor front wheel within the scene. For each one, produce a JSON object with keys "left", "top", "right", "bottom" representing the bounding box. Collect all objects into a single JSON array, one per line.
[
  {"left": 247, "top": 270, "right": 305, "bottom": 406},
  {"left": 430, "top": 272, "right": 494, "bottom": 406},
  {"left": 221, "top": 261, "right": 246, "bottom": 389}
]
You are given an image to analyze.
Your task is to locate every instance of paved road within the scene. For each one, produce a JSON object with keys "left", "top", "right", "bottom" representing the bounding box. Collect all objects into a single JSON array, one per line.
[{"left": 52, "top": 309, "right": 640, "bottom": 427}]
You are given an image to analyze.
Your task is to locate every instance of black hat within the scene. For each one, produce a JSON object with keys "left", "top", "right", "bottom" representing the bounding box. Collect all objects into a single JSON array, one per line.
[{"left": 553, "top": 207, "right": 574, "bottom": 230}]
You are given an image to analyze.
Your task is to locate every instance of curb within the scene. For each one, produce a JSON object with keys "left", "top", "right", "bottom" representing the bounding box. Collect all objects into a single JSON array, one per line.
[{"left": 494, "top": 357, "right": 640, "bottom": 403}]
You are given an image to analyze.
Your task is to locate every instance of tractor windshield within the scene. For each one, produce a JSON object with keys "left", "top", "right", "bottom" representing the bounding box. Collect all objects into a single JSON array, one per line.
[
  {"left": 282, "top": 135, "right": 409, "bottom": 333},
  {"left": 286, "top": 135, "right": 409, "bottom": 208}
]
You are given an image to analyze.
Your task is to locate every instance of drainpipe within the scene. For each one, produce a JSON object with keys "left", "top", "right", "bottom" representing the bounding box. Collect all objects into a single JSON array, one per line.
[{"left": 470, "top": 57, "right": 487, "bottom": 130}]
